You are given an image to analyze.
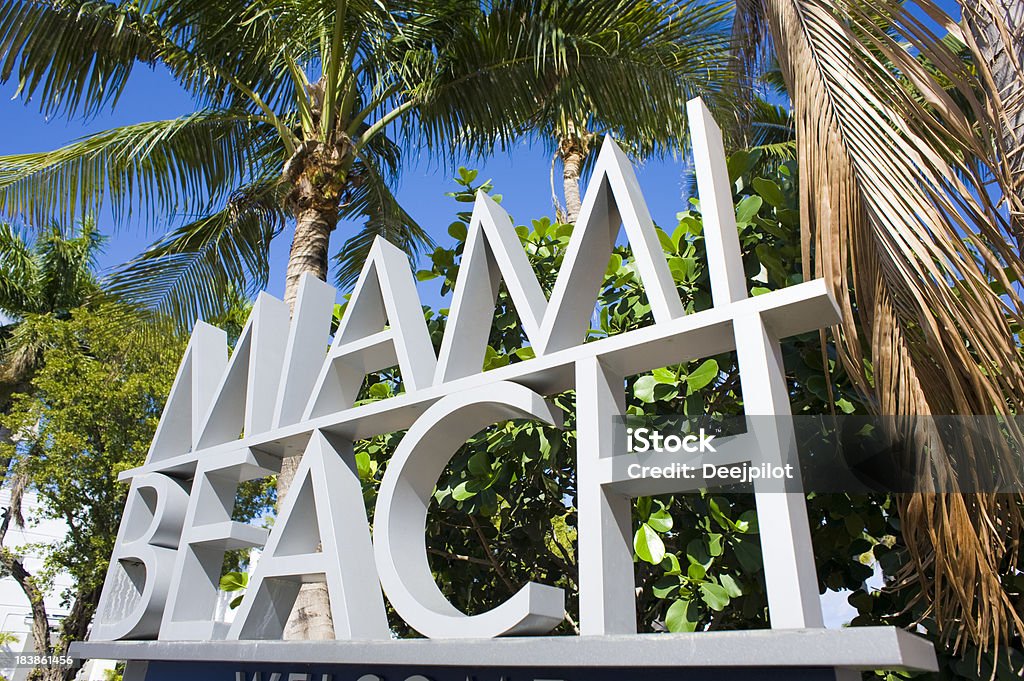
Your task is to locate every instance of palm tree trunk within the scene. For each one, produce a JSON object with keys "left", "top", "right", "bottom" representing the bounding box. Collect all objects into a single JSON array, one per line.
[
  {"left": 559, "top": 135, "right": 585, "bottom": 225},
  {"left": 283, "top": 205, "right": 336, "bottom": 309},
  {"left": 557, "top": 119, "right": 592, "bottom": 225},
  {"left": 279, "top": 202, "right": 338, "bottom": 641},
  {"left": 963, "top": 0, "right": 1024, "bottom": 244}
]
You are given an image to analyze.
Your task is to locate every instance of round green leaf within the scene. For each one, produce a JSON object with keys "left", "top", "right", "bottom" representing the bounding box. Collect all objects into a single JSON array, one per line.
[
  {"left": 656, "top": 227, "right": 676, "bottom": 254},
  {"left": 447, "top": 221, "right": 468, "bottom": 241},
  {"left": 452, "top": 481, "right": 477, "bottom": 501},
  {"left": 737, "top": 510, "right": 759, "bottom": 534},
  {"left": 752, "top": 177, "right": 786, "bottom": 207},
  {"left": 685, "top": 359, "right": 719, "bottom": 392},
  {"left": 468, "top": 452, "right": 491, "bottom": 476},
  {"left": 734, "top": 195, "right": 763, "bottom": 225},
  {"left": 633, "top": 375, "right": 659, "bottom": 403},
  {"left": 606, "top": 253, "right": 623, "bottom": 276},
  {"left": 727, "top": 150, "right": 758, "bottom": 183},
  {"left": 660, "top": 553, "right": 682, "bottom": 575},
  {"left": 368, "top": 382, "right": 391, "bottom": 399},
  {"left": 355, "top": 451, "right": 371, "bottom": 479},
  {"left": 708, "top": 533, "right": 724, "bottom": 557},
  {"left": 653, "top": 382, "right": 680, "bottom": 402},
  {"left": 733, "top": 538, "right": 762, "bottom": 572},
  {"left": 700, "top": 582, "right": 730, "bottom": 611},
  {"left": 665, "top": 599, "right": 699, "bottom": 632},
  {"left": 219, "top": 571, "right": 248, "bottom": 592},
  {"left": 720, "top": 573, "right": 743, "bottom": 598},
  {"left": 634, "top": 522, "right": 666, "bottom": 564},
  {"left": 648, "top": 509, "right": 673, "bottom": 533},
  {"left": 652, "top": 574, "right": 683, "bottom": 599}
]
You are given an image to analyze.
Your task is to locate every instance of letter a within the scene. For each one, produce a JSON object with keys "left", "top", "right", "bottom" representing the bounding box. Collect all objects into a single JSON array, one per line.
[
  {"left": 304, "top": 238, "right": 435, "bottom": 419},
  {"left": 228, "top": 431, "right": 388, "bottom": 640}
]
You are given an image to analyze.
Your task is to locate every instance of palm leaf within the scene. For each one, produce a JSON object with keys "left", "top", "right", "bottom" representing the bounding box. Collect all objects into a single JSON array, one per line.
[
  {"left": 334, "top": 146, "right": 432, "bottom": 288},
  {"left": 0, "top": 0, "right": 298, "bottom": 119},
  {"left": 104, "top": 179, "right": 286, "bottom": 327},
  {"left": 748, "top": 99, "right": 795, "bottom": 158},
  {"left": 0, "top": 223, "right": 36, "bottom": 316},
  {"left": 33, "top": 218, "right": 103, "bottom": 313},
  {"left": 0, "top": 109, "right": 278, "bottom": 227},
  {"left": 736, "top": 0, "right": 1024, "bottom": 652},
  {"left": 411, "top": 0, "right": 737, "bottom": 159},
  {"left": 0, "top": 0, "right": 163, "bottom": 118}
]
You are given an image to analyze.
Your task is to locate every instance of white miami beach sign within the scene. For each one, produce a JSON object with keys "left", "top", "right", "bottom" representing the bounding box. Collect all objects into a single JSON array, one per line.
[{"left": 90, "top": 98, "right": 838, "bottom": 644}]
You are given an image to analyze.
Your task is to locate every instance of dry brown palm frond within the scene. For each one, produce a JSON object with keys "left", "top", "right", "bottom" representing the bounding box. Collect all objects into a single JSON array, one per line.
[{"left": 735, "top": 0, "right": 1024, "bottom": 653}]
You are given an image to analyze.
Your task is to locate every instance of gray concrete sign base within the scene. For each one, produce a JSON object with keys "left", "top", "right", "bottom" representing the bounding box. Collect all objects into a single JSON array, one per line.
[{"left": 73, "top": 626, "right": 936, "bottom": 681}]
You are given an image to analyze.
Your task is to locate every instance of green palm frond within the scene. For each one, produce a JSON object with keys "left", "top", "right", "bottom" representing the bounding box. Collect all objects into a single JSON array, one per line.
[
  {"left": 0, "top": 218, "right": 106, "bottom": 382},
  {"left": 0, "top": 0, "right": 297, "bottom": 119},
  {"left": 748, "top": 99, "right": 794, "bottom": 160},
  {"left": 34, "top": 218, "right": 103, "bottom": 313},
  {"left": 0, "top": 0, "right": 164, "bottom": 118},
  {"left": 334, "top": 149, "right": 432, "bottom": 288},
  {"left": 0, "top": 219, "right": 102, "bottom": 318},
  {"left": 105, "top": 179, "right": 286, "bottom": 327},
  {"left": 0, "top": 223, "right": 36, "bottom": 316},
  {"left": 151, "top": 0, "right": 301, "bottom": 111},
  {"left": 0, "top": 109, "right": 280, "bottom": 226},
  {"left": 413, "top": 0, "right": 736, "bottom": 159}
]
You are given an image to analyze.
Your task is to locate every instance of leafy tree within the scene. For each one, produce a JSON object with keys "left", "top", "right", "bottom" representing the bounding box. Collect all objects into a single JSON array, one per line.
[
  {"left": 0, "top": 306, "right": 182, "bottom": 681},
  {"left": 455, "top": 0, "right": 735, "bottom": 223},
  {"left": 0, "top": 220, "right": 102, "bottom": 485},
  {"left": 391, "top": 153, "right": 859, "bottom": 633},
  {"left": 0, "top": 300, "right": 275, "bottom": 680},
  {"left": 732, "top": 0, "right": 1024, "bottom": 653}
]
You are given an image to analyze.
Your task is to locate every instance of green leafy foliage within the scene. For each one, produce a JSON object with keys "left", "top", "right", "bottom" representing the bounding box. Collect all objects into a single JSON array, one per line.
[
  {"left": 0, "top": 305, "right": 182, "bottom": 670},
  {"left": 0, "top": 246, "right": 275, "bottom": 675}
]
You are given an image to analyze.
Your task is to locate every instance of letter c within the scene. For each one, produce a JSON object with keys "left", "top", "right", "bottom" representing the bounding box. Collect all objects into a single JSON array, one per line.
[{"left": 373, "top": 381, "right": 566, "bottom": 638}]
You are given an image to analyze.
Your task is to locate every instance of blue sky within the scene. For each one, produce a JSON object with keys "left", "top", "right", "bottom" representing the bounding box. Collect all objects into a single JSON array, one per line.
[{"left": 0, "top": 64, "right": 696, "bottom": 313}]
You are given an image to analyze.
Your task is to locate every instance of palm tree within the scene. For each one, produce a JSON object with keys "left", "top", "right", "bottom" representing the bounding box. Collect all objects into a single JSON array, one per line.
[
  {"left": 455, "top": 0, "right": 734, "bottom": 223},
  {"left": 0, "top": 0, "right": 536, "bottom": 321},
  {"left": 0, "top": 0, "right": 738, "bottom": 312},
  {"left": 0, "top": 219, "right": 102, "bottom": 482},
  {"left": 734, "top": 0, "right": 1024, "bottom": 654},
  {"left": 0, "top": 0, "right": 516, "bottom": 639}
]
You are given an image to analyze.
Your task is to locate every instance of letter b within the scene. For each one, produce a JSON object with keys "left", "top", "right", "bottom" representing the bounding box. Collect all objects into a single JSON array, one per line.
[{"left": 92, "top": 474, "right": 189, "bottom": 640}]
